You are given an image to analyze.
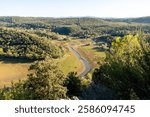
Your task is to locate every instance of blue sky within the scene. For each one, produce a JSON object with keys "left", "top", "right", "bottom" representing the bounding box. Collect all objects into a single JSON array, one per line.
[{"left": 0, "top": 0, "right": 149, "bottom": 18}]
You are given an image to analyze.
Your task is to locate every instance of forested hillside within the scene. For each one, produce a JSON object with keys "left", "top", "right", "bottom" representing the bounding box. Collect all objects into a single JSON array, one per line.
[
  {"left": 0, "top": 27, "right": 63, "bottom": 60},
  {"left": 105, "top": 16, "right": 150, "bottom": 24},
  {"left": 1, "top": 16, "right": 150, "bottom": 39}
]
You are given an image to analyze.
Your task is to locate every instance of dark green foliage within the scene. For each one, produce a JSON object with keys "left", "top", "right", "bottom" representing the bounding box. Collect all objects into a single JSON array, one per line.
[
  {"left": 32, "top": 30, "right": 60, "bottom": 40},
  {"left": 0, "top": 27, "right": 63, "bottom": 60},
  {"left": 0, "top": 60, "right": 68, "bottom": 100},
  {"left": 52, "top": 27, "right": 73, "bottom": 35},
  {"left": 65, "top": 72, "right": 92, "bottom": 97},
  {"left": 24, "top": 60, "right": 67, "bottom": 100},
  {"left": 0, "top": 17, "right": 13, "bottom": 23},
  {"left": 92, "top": 35, "right": 150, "bottom": 99},
  {"left": 93, "top": 35, "right": 114, "bottom": 49},
  {"left": 17, "top": 23, "right": 50, "bottom": 29},
  {"left": 105, "top": 16, "right": 150, "bottom": 24},
  {"left": 65, "top": 72, "right": 82, "bottom": 96}
]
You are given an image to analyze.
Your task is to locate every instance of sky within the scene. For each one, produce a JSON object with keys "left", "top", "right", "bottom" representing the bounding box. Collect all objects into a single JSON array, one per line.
[{"left": 0, "top": 0, "right": 149, "bottom": 18}]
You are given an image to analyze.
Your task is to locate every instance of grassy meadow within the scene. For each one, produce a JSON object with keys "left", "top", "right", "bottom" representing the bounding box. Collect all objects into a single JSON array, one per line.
[
  {"left": 0, "top": 60, "right": 30, "bottom": 87},
  {"left": 58, "top": 49, "right": 84, "bottom": 76},
  {"left": 78, "top": 44, "right": 106, "bottom": 68}
]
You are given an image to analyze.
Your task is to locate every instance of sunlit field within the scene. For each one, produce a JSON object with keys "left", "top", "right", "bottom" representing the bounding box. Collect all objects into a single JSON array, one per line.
[{"left": 0, "top": 61, "right": 30, "bottom": 87}]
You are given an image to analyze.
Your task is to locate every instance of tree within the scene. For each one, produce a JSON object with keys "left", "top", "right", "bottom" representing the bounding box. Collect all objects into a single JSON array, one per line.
[
  {"left": 0, "top": 60, "right": 68, "bottom": 100},
  {"left": 0, "top": 27, "right": 63, "bottom": 60},
  {"left": 93, "top": 34, "right": 150, "bottom": 99},
  {"left": 23, "top": 60, "right": 67, "bottom": 100},
  {"left": 0, "top": 80, "right": 26, "bottom": 100},
  {"left": 65, "top": 72, "right": 81, "bottom": 96},
  {"left": 65, "top": 72, "right": 91, "bottom": 97}
]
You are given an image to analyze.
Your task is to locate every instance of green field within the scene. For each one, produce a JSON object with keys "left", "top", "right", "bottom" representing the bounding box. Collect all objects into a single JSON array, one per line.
[
  {"left": 58, "top": 50, "right": 84, "bottom": 76},
  {"left": 78, "top": 45, "right": 106, "bottom": 68}
]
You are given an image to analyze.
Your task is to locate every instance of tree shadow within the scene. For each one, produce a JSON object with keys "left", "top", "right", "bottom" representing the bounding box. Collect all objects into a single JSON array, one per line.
[
  {"left": 92, "top": 47, "right": 106, "bottom": 52},
  {"left": 0, "top": 57, "right": 35, "bottom": 64}
]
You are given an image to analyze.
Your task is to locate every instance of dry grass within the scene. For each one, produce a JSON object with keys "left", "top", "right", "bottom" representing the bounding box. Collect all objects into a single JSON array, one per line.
[{"left": 0, "top": 61, "right": 30, "bottom": 88}]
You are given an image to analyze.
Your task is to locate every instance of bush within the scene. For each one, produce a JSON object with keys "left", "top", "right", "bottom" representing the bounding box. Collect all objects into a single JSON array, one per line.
[
  {"left": 0, "top": 60, "right": 68, "bottom": 100},
  {"left": 92, "top": 35, "right": 150, "bottom": 99}
]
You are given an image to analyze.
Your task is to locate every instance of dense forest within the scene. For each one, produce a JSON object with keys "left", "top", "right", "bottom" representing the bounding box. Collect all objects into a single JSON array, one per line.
[
  {"left": 0, "top": 16, "right": 149, "bottom": 100},
  {"left": 0, "top": 27, "right": 63, "bottom": 60}
]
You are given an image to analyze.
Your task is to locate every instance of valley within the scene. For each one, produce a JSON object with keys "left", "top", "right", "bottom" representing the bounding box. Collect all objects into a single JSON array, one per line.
[{"left": 0, "top": 16, "right": 149, "bottom": 100}]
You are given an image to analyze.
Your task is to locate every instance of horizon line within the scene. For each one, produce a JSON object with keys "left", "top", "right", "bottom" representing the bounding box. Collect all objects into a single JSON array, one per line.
[{"left": 0, "top": 15, "right": 150, "bottom": 19}]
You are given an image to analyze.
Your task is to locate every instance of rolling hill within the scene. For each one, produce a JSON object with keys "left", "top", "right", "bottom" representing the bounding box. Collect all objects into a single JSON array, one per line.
[{"left": 0, "top": 27, "right": 63, "bottom": 60}]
